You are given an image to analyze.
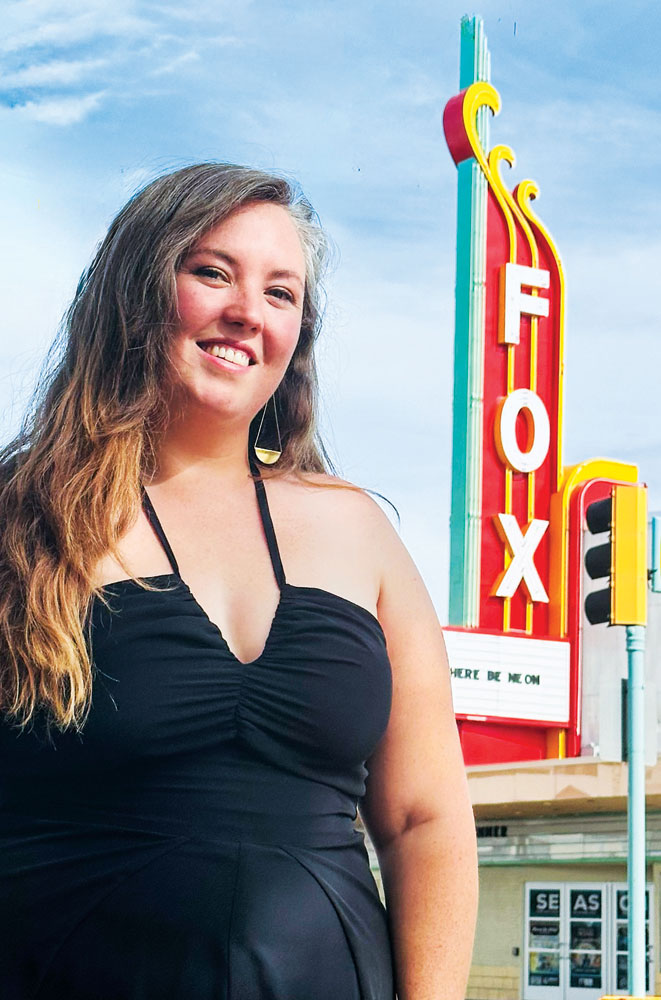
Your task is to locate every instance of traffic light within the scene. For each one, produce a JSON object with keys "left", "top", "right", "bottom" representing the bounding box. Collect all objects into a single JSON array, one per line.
[{"left": 584, "top": 484, "right": 647, "bottom": 626}]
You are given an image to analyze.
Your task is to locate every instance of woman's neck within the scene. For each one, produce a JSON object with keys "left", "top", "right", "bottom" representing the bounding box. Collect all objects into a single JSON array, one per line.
[{"left": 149, "top": 408, "right": 254, "bottom": 490}]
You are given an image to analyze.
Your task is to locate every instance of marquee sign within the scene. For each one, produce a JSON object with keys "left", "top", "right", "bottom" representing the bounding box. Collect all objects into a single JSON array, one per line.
[
  {"left": 443, "top": 630, "right": 570, "bottom": 725},
  {"left": 442, "top": 17, "right": 639, "bottom": 764},
  {"left": 443, "top": 76, "right": 564, "bottom": 637}
]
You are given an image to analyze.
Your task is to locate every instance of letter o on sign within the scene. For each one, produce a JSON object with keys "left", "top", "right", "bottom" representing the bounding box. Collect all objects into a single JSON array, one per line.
[{"left": 495, "top": 389, "right": 550, "bottom": 473}]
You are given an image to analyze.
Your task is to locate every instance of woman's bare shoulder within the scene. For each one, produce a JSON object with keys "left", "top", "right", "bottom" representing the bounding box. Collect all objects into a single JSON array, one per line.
[
  {"left": 268, "top": 469, "right": 394, "bottom": 530},
  {"left": 264, "top": 470, "right": 400, "bottom": 591},
  {"left": 258, "top": 471, "right": 406, "bottom": 612}
]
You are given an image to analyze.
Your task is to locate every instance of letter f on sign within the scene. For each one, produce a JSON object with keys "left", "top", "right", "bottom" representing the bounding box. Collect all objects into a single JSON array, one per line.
[
  {"left": 493, "top": 514, "right": 549, "bottom": 603},
  {"left": 499, "top": 263, "right": 550, "bottom": 345}
]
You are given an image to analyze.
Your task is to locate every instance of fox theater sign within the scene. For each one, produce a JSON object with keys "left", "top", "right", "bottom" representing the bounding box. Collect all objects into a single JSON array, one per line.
[{"left": 441, "top": 40, "right": 642, "bottom": 765}]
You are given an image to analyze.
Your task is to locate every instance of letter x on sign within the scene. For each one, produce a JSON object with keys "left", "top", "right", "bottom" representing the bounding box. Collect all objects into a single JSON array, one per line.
[{"left": 493, "top": 514, "right": 549, "bottom": 603}]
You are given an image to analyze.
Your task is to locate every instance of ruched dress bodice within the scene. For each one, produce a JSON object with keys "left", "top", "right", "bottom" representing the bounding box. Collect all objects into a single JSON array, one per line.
[{"left": 0, "top": 475, "right": 394, "bottom": 999}]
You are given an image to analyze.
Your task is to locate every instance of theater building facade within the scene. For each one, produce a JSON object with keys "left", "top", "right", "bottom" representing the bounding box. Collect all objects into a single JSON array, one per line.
[{"left": 429, "top": 15, "right": 660, "bottom": 1000}]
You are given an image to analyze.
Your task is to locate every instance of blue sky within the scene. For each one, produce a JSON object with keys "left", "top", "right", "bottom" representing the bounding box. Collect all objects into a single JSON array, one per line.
[{"left": 0, "top": 0, "right": 659, "bottom": 615}]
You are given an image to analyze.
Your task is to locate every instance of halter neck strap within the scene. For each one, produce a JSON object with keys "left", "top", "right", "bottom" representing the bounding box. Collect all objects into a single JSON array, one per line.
[
  {"left": 250, "top": 461, "right": 286, "bottom": 590},
  {"left": 140, "top": 471, "right": 286, "bottom": 591},
  {"left": 140, "top": 485, "right": 181, "bottom": 576}
]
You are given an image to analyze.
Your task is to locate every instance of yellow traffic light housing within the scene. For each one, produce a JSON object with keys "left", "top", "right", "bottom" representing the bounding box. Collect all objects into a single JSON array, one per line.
[
  {"left": 584, "top": 484, "right": 647, "bottom": 626},
  {"left": 612, "top": 485, "right": 647, "bottom": 625}
]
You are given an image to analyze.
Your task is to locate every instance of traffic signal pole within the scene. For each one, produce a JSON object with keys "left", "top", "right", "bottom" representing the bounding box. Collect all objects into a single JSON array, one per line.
[
  {"left": 626, "top": 624, "right": 646, "bottom": 996},
  {"left": 584, "top": 483, "right": 648, "bottom": 993}
]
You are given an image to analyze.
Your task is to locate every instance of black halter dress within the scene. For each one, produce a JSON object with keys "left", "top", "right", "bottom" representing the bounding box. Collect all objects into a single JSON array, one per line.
[{"left": 0, "top": 475, "right": 394, "bottom": 999}]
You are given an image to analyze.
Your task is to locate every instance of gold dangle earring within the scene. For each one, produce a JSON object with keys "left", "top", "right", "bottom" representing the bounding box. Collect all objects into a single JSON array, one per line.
[{"left": 253, "top": 396, "right": 282, "bottom": 465}]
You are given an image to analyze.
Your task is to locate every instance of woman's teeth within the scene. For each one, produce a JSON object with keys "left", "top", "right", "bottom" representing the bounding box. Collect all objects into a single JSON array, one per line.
[{"left": 202, "top": 344, "right": 251, "bottom": 367}]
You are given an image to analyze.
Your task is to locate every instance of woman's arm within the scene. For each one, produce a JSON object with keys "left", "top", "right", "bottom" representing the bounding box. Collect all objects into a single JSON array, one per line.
[{"left": 359, "top": 508, "right": 478, "bottom": 1000}]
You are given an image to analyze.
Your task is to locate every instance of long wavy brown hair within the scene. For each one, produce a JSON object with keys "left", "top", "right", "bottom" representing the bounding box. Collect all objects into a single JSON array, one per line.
[{"left": 0, "top": 163, "right": 333, "bottom": 732}]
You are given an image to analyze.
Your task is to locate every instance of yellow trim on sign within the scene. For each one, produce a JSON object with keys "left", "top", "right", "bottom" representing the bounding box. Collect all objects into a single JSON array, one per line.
[
  {"left": 460, "top": 84, "right": 519, "bottom": 260},
  {"left": 488, "top": 149, "right": 541, "bottom": 395},
  {"left": 489, "top": 145, "right": 537, "bottom": 265},
  {"left": 503, "top": 464, "right": 513, "bottom": 632},
  {"left": 546, "top": 728, "right": 566, "bottom": 759},
  {"left": 487, "top": 145, "right": 518, "bottom": 263},
  {"left": 516, "top": 180, "right": 566, "bottom": 494},
  {"left": 528, "top": 473, "right": 535, "bottom": 524},
  {"left": 489, "top": 145, "right": 544, "bottom": 633},
  {"left": 460, "top": 81, "right": 500, "bottom": 165}
]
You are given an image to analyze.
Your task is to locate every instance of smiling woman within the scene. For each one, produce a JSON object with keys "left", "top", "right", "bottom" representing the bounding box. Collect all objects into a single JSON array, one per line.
[
  {"left": 167, "top": 202, "right": 306, "bottom": 430},
  {"left": 0, "top": 162, "right": 477, "bottom": 1000}
]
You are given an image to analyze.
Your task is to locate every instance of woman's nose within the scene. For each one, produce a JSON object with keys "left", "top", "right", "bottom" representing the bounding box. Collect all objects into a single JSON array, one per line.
[{"left": 222, "top": 284, "right": 264, "bottom": 331}]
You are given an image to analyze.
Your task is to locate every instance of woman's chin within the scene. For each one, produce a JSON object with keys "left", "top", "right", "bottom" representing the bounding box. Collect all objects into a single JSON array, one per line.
[{"left": 172, "top": 393, "right": 257, "bottom": 429}]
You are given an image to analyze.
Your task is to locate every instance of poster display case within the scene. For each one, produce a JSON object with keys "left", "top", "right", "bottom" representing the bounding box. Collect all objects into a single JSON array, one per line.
[{"left": 524, "top": 882, "right": 653, "bottom": 999}]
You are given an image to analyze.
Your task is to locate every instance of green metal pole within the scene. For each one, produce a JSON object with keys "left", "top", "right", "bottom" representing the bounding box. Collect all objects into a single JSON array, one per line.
[
  {"left": 626, "top": 623, "right": 646, "bottom": 994},
  {"left": 448, "top": 15, "right": 489, "bottom": 627},
  {"left": 651, "top": 515, "right": 661, "bottom": 593}
]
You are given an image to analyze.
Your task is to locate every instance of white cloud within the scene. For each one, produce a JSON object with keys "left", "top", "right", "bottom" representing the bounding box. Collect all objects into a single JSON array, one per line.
[
  {"left": 0, "top": 2, "right": 148, "bottom": 55},
  {"left": 1, "top": 0, "right": 238, "bottom": 60},
  {"left": 148, "top": 50, "right": 200, "bottom": 77},
  {"left": 0, "top": 58, "right": 107, "bottom": 89},
  {"left": 0, "top": 1, "right": 240, "bottom": 114},
  {"left": 146, "top": 3, "right": 239, "bottom": 23},
  {"left": 9, "top": 91, "right": 105, "bottom": 125}
]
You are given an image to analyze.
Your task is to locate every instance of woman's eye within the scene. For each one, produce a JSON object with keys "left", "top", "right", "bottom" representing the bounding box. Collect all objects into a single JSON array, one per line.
[
  {"left": 194, "top": 266, "right": 228, "bottom": 281},
  {"left": 268, "top": 287, "right": 295, "bottom": 303}
]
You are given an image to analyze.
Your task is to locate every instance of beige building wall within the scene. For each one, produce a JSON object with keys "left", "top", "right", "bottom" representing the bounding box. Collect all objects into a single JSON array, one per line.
[
  {"left": 466, "top": 760, "right": 661, "bottom": 998},
  {"left": 469, "top": 863, "right": 631, "bottom": 1000}
]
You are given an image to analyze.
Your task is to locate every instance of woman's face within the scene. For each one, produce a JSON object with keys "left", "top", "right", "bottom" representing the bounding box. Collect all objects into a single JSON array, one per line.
[{"left": 169, "top": 201, "right": 306, "bottom": 427}]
